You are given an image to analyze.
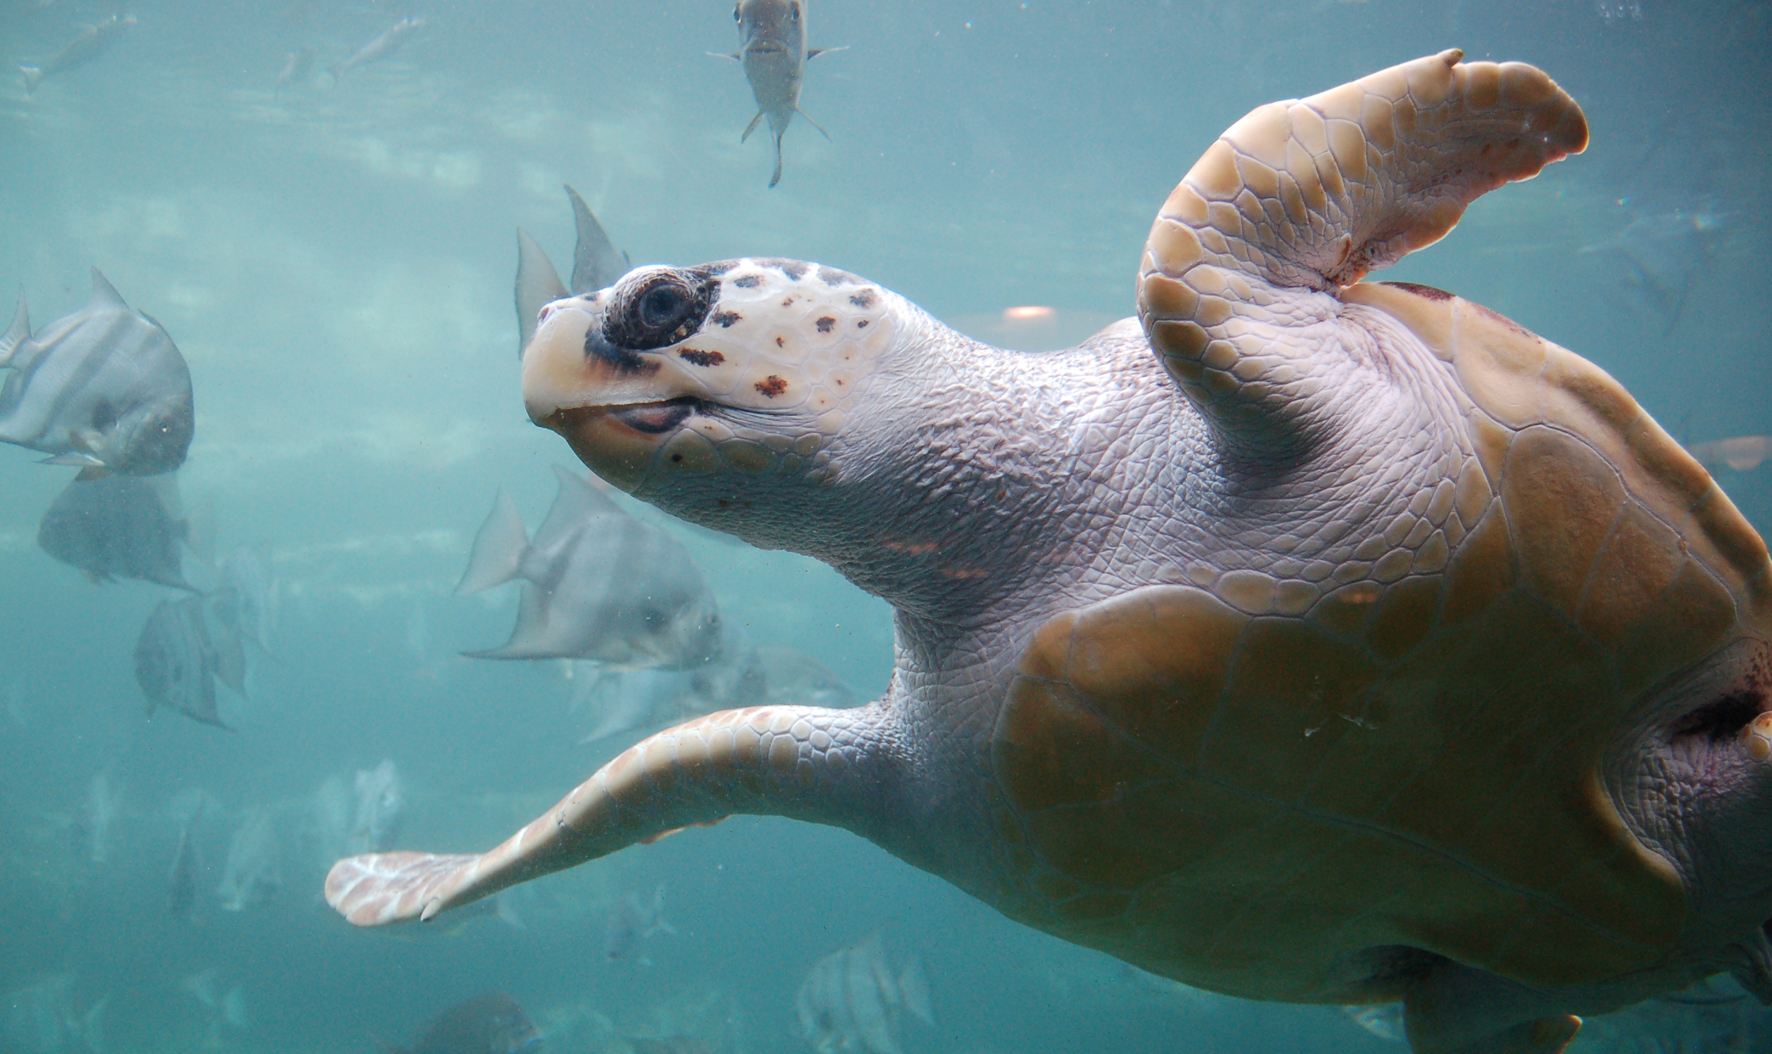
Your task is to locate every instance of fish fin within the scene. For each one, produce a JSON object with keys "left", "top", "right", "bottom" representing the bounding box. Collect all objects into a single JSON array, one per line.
[
  {"left": 20, "top": 66, "right": 39, "bottom": 93},
  {"left": 0, "top": 288, "right": 28, "bottom": 367},
  {"left": 565, "top": 184, "right": 625, "bottom": 295},
  {"left": 455, "top": 489, "right": 529, "bottom": 595},
  {"left": 88, "top": 268, "right": 129, "bottom": 309},
  {"left": 796, "top": 107, "right": 831, "bottom": 139},
  {"left": 707, "top": 51, "right": 740, "bottom": 61},
  {"left": 769, "top": 128, "right": 784, "bottom": 188},
  {"left": 41, "top": 451, "right": 107, "bottom": 468},
  {"left": 73, "top": 465, "right": 113, "bottom": 482},
  {"left": 514, "top": 229, "right": 567, "bottom": 356},
  {"left": 806, "top": 45, "right": 848, "bottom": 60},
  {"left": 899, "top": 955, "right": 936, "bottom": 1026},
  {"left": 740, "top": 111, "right": 764, "bottom": 143}
]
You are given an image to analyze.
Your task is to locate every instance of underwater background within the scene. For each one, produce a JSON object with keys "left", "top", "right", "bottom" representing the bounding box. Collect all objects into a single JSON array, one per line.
[{"left": 1, "top": 0, "right": 1768, "bottom": 1051}]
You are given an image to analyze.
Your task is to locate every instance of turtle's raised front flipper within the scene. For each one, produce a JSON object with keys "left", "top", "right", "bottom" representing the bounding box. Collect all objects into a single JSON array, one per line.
[
  {"left": 1136, "top": 49, "right": 1587, "bottom": 458},
  {"left": 325, "top": 703, "right": 895, "bottom": 926}
]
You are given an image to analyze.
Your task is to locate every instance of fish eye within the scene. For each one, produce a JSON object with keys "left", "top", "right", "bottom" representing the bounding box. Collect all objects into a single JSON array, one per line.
[
  {"left": 733, "top": 4, "right": 740, "bottom": 20},
  {"left": 790, "top": 3, "right": 800, "bottom": 18}
]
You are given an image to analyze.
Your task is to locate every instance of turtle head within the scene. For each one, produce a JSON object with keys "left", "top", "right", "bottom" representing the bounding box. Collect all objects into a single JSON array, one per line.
[{"left": 522, "top": 257, "right": 912, "bottom": 536}]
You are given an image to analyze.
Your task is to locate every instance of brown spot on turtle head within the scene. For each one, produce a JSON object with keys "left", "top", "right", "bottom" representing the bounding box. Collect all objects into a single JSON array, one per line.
[
  {"left": 679, "top": 348, "right": 725, "bottom": 367},
  {"left": 856, "top": 319, "right": 870, "bottom": 329},
  {"left": 849, "top": 289, "right": 877, "bottom": 308},
  {"left": 755, "top": 376, "right": 788, "bottom": 398},
  {"left": 775, "top": 336, "right": 785, "bottom": 348},
  {"left": 816, "top": 316, "right": 836, "bottom": 333},
  {"left": 734, "top": 275, "right": 762, "bottom": 289},
  {"left": 712, "top": 310, "right": 742, "bottom": 328}
]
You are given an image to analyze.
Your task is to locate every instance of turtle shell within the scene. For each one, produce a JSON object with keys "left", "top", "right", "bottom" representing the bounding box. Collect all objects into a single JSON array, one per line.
[{"left": 990, "top": 55, "right": 1772, "bottom": 1002}]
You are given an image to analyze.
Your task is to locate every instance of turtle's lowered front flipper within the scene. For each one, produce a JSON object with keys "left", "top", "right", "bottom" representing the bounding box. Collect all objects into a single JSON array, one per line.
[{"left": 324, "top": 702, "right": 899, "bottom": 926}]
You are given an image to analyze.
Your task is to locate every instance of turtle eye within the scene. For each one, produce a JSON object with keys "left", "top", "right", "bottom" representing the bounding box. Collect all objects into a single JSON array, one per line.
[{"left": 602, "top": 269, "right": 718, "bottom": 350}]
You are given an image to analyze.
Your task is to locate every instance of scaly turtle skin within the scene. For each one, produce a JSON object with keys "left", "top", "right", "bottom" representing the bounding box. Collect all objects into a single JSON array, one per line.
[{"left": 327, "top": 52, "right": 1772, "bottom": 1054}]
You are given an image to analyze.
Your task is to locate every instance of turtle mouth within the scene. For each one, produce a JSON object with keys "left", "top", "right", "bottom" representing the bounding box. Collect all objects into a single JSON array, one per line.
[{"left": 551, "top": 398, "right": 704, "bottom": 437}]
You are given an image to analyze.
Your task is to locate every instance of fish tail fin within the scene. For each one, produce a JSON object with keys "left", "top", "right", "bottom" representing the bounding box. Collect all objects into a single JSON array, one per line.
[
  {"left": 0, "top": 288, "right": 28, "bottom": 367},
  {"left": 20, "top": 66, "right": 39, "bottom": 93},
  {"left": 769, "top": 129, "right": 784, "bottom": 189},
  {"left": 740, "top": 111, "right": 764, "bottom": 143},
  {"left": 899, "top": 955, "right": 936, "bottom": 1026},
  {"left": 796, "top": 107, "right": 831, "bottom": 139},
  {"left": 806, "top": 45, "right": 849, "bottom": 61},
  {"left": 455, "top": 489, "right": 529, "bottom": 594}
]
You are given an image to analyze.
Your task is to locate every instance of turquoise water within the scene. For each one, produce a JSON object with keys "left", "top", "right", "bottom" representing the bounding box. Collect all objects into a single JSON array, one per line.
[{"left": 1, "top": 1, "right": 1767, "bottom": 1052}]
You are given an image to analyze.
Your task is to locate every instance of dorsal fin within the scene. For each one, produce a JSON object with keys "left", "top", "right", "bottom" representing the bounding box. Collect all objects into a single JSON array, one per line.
[
  {"left": 564, "top": 185, "right": 626, "bottom": 296},
  {"left": 88, "top": 268, "right": 129, "bottom": 309},
  {"left": 1136, "top": 50, "right": 1587, "bottom": 462},
  {"left": 0, "top": 288, "right": 28, "bottom": 367},
  {"left": 514, "top": 228, "right": 567, "bottom": 357}
]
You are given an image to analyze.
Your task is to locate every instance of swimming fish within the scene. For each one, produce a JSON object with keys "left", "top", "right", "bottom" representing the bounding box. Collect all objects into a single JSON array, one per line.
[
  {"left": 384, "top": 993, "right": 540, "bottom": 1054},
  {"left": 1580, "top": 202, "right": 1726, "bottom": 337},
  {"left": 514, "top": 184, "right": 630, "bottom": 356},
  {"left": 0, "top": 270, "right": 195, "bottom": 476},
  {"left": 79, "top": 772, "right": 124, "bottom": 865},
  {"left": 215, "top": 809, "right": 281, "bottom": 911},
  {"left": 211, "top": 546, "right": 277, "bottom": 653},
  {"left": 3, "top": 974, "right": 108, "bottom": 1054},
  {"left": 274, "top": 44, "right": 316, "bottom": 94},
  {"left": 456, "top": 467, "right": 725, "bottom": 667},
  {"left": 720, "top": 0, "right": 843, "bottom": 187},
  {"left": 348, "top": 759, "right": 407, "bottom": 855},
  {"left": 604, "top": 884, "right": 676, "bottom": 963},
  {"left": 330, "top": 16, "right": 424, "bottom": 81},
  {"left": 134, "top": 595, "right": 230, "bottom": 729},
  {"left": 37, "top": 473, "right": 202, "bottom": 590},
  {"left": 19, "top": 14, "right": 136, "bottom": 93},
  {"left": 1689, "top": 435, "right": 1770, "bottom": 473},
  {"left": 166, "top": 800, "right": 202, "bottom": 920},
  {"left": 793, "top": 932, "right": 934, "bottom": 1054},
  {"left": 576, "top": 641, "right": 854, "bottom": 744}
]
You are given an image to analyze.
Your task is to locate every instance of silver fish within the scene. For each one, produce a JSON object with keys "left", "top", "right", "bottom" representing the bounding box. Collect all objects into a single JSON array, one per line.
[
  {"left": 348, "top": 759, "right": 407, "bottom": 855},
  {"left": 80, "top": 772, "right": 124, "bottom": 865},
  {"left": 134, "top": 595, "right": 229, "bottom": 729},
  {"left": 794, "top": 933, "right": 934, "bottom": 1054},
  {"left": 1689, "top": 435, "right": 1770, "bottom": 474},
  {"left": 514, "top": 184, "right": 629, "bottom": 356},
  {"left": 604, "top": 884, "right": 676, "bottom": 962},
  {"left": 19, "top": 14, "right": 136, "bottom": 93},
  {"left": 721, "top": 0, "right": 842, "bottom": 187},
  {"left": 391, "top": 993, "right": 539, "bottom": 1054},
  {"left": 576, "top": 640, "right": 854, "bottom": 744},
  {"left": 329, "top": 16, "right": 424, "bottom": 81},
  {"left": 456, "top": 467, "right": 724, "bottom": 666},
  {"left": 0, "top": 269, "right": 194, "bottom": 476},
  {"left": 3, "top": 974, "right": 107, "bottom": 1054},
  {"left": 38, "top": 473, "right": 201, "bottom": 590},
  {"left": 211, "top": 546, "right": 277, "bottom": 653},
  {"left": 274, "top": 45, "right": 316, "bottom": 94},
  {"left": 216, "top": 809, "right": 281, "bottom": 911}
]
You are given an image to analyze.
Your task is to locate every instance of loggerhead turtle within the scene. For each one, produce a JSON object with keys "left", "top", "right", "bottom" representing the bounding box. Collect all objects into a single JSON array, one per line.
[{"left": 327, "top": 51, "right": 1772, "bottom": 1054}]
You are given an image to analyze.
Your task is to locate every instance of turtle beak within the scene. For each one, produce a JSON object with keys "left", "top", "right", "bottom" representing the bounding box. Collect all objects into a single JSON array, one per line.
[{"left": 521, "top": 295, "right": 706, "bottom": 486}]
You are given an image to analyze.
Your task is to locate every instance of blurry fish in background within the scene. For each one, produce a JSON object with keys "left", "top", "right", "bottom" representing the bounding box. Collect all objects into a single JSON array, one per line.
[
  {"left": 329, "top": 16, "right": 425, "bottom": 82},
  {"left": 383, "top": 992, "right": 540, "bottom": 1054},
  {"left": 1580, "top": 201, "right": 1727, "bottom": 336},
  {"left": 717, "top": 0, "right": 845, "bottom": 187},
  {"left": 215, "top": 809, "right": 281, "bottom": 911},
  {"left": 182, "top": 969, "right": 250, "bottom": 1042},
  {"left": 0, "top": 270, "right": 195, "bottom": 476},
  {"left": 134, "top": 596, "right": 231, "bottom": 729},
  {"left": 576, "top": 639, "right": 855, "bottom": 745},
  {"left": 1344, "top": 1003, "right": 1406, "bottom": 1042},
  {"left": 1594, "top": 0, "right": 1643, "bottom": 23},
  {"left": 456, "top": 468, "right": 725, "bottom": 667},
  {"left": 1690, "top": 435, "right": 1771, "bottom": 474},
  {"left": 18, "top": 13, "right": 137, "bottom": 94},
  {"left": 273, "top": 44, "right": 316, "bottom": 94},
  {"left": 211, "top": 546, "right": 278, "bottom": 653},
  {"left": 348, "top": 759, "right": 407, "bottom": 855},
  {"left": 38, "top": 473, "right": 207, "bottom": 590},
  {"left": 604, "top": 884, "right": 676, "bottom": 963},
  {"left": 793, "top": 932, "right": 934, "bottom": 1054},
  {"left": 78, "top": 772, "right": 124, "bottom": 865},
  {"left": 514, "top": 185, "right": 630, "bottom": 355},
  {"left": 3, "top": 974, "right": 108, "bottom": 1054},
  {"left": 166, "top": 798, "right": 204, "bottom": 921}
]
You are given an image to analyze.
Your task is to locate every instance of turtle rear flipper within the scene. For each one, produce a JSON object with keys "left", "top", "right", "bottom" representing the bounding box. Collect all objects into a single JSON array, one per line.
[{"left": 1137, "top": 49, "right": 1587, "bottom": 459}]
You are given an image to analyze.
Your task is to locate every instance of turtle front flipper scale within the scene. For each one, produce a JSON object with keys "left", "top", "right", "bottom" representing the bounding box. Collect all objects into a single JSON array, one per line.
[{"left": 1136, "top": 49, "right": 1588, "bottom": 459}]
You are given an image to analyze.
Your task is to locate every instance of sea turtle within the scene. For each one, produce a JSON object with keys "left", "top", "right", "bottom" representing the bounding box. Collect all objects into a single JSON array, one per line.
[{"left": 327, "top": 51, "right": 1772, "bottom": 1054}]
